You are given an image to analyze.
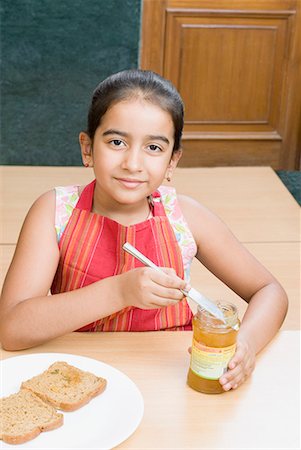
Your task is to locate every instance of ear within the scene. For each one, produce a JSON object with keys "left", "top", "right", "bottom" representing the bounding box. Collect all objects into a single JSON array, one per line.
[
  {"left": 166, "top": 149, "right": 182, "bottom": 180},
  {"left": 79, "top": 132, "right": 93, "bottom": 167}
]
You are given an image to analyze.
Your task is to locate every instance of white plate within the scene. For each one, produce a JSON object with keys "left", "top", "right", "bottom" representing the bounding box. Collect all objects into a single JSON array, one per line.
[{"left": 0, "top": 353, "right": 144, "bottom": 449}]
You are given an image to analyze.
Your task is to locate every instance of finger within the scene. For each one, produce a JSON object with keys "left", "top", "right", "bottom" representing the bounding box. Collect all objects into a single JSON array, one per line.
[
  {"left": 148, "top": 294, "right": 181, "bottom": 308},
  {"left": 160, "top": 267, "right": 177, "bottom": 275},
  {"left": 220, "top": 363, "right": 242, "bottom": 387},
  {"left": 220, "top": 371, "right": 245, "bottom": 391},
  {"left": 150, "top": 284, "right": 184, "bottom": 301},
  {"left": 228, "top": 348, "right": 255, "bottom": 378},
  {"left": 220, "top": 355, "right": 255, "bottom": 390},
  {"left": 219, "top": 350, "right": 246, "bottom": 385},
  {"left": 137, "top": 292, "right": 178, "bottom": 309},
  {"left": 227, "top": 344, "right": 245, "bottom": 370},
  {"left": 152, "top": 267, "right": 188, "bottom": 291}
]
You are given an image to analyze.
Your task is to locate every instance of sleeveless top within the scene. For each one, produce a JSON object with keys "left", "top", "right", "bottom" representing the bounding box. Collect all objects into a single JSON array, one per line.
[{"left": 51, "top": 180, "right": 197, "bottom": 331}]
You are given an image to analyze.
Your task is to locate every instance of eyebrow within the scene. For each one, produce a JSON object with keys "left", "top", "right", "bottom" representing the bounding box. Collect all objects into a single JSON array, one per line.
[
  {"left": 102, "top": 129, "right": 128, "bottom": 138},
  {"left": 102, "top": 129, "right": 170, "bottom": 145},
  {"left": 148, "top": 134, "right": 170, "bottom": 145}
]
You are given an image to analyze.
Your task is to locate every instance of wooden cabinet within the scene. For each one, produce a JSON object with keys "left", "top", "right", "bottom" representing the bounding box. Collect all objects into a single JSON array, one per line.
[{"left": 140, "top": 0, "right": 301, "bottom": 169}]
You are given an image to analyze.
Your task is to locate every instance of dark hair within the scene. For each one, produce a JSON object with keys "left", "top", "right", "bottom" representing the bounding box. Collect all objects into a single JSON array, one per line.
[{"left": 86, "top": 69, "right": 184, "bottom": 153}]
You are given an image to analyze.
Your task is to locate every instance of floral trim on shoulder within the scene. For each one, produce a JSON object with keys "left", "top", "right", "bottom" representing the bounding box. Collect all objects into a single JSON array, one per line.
[
  {"left": 158, "top": 185, "right": 197, "bottom": 282},
  {"left": 55, "top": 185, "right": 79, "bottom": 241}
]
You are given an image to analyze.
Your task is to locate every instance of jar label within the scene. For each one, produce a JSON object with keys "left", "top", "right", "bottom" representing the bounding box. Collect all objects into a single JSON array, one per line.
[{"left": 190, "top": 339, "right": 236, "bottom": 380}]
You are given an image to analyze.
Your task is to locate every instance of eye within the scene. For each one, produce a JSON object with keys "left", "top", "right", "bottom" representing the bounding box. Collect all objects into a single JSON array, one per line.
[
  {"left": 147, "top": 144, "right": 162, "bottom": 153},
  {"left": 110, "top": 139, "right": 126, "bottom": 148}
]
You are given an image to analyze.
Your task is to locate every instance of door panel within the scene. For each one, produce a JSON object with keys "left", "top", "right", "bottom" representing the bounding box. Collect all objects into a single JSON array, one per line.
[{"left": 141, "top": 0, "right": 301, "bottom": 168}]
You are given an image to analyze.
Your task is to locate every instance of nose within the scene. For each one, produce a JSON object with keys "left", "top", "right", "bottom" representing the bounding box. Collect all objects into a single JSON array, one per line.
[{"left": 121, "top": 147, "right": 143, "bottom": 172}]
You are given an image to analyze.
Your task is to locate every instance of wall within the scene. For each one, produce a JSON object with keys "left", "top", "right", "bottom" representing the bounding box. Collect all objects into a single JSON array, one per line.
[{"left": 0, "top": 0, "right": 141, "bottom": 165}]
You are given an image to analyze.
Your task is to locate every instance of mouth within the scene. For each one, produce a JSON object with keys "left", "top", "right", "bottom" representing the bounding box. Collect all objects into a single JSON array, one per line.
[{"left": 115, "top": 178, "right": 146, "bottom": 189}]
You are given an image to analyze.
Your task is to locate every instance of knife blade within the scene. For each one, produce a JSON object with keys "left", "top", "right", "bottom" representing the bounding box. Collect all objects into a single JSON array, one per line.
[{"left": 123, "top": 242, "right": 226, "bottom": 324}]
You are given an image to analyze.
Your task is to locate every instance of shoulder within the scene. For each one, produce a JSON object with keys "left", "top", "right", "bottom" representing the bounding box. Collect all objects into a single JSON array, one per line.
[
  {"left": 158, "top": 185, "right": 226, "bottom": 230},
  {"left": 28, "top": 189, "right": 56, "bottom": 218},
  {"left": 16, "top": 190, "right": 58, "bottom": 245},
  {"left": 27, "top": 184, "right": 79, "bottom": 218},
  {"left": 176, "top": 193, "right": 231, "bottom": 245},
  {"left": 177, "top": 193, "right": 219, "bottom": 224},
  {"left": 30, "top": 185, "right": 79, "bottom": 209},
  {"left": 14, "top": 189, "right": 59, "bottom": 256},
  {"left": 23, "top": 184, "right": 80, "bottom": 234},
  {"left": 158, "top": 186, "right": 221, "bottom": 225},
  {"left": 159, "top": 186, "right": 210, "bottom": 215}
]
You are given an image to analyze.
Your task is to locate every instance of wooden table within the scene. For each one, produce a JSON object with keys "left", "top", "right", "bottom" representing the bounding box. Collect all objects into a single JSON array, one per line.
[{"left": 1, "top": 331, "right": 299, "bottom": 449}]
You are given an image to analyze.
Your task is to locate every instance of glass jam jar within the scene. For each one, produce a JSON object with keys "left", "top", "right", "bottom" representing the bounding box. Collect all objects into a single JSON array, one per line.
[{"left": 187, "top": 302, "right": 240, "bottom": 394}]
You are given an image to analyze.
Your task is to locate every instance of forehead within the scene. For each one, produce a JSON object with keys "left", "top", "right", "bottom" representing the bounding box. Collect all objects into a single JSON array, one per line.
[{"left": 100, "top": 99, "right": 174, "bottom": 137}]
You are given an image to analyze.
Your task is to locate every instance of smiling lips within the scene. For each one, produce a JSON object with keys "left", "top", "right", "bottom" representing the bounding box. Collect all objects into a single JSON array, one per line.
[{"left": 116, "top": 178, "right": 146, "bottom": 189}]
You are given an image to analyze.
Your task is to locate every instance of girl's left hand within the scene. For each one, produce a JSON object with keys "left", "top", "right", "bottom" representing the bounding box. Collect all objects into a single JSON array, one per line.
[{"left": 219, "top": 337, "right": 256, "bottom": 391}]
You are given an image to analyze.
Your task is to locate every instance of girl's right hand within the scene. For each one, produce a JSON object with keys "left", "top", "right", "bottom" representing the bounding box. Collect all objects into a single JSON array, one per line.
[{"left": 117, "top": 267, "right": 189, "bottom": 309}]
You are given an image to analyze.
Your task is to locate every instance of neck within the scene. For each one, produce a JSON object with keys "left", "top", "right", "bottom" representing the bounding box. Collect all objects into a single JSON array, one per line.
[{"left": 92, "top": 191, "right": 152, "bottom": 226}]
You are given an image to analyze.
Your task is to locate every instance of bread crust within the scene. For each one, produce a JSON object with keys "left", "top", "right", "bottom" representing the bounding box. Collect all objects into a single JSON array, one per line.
[
  {"left": 0, "top": 390, "right": 63, "bottom": 445},
  {"left": 1, "top": 413, "right": 63, "bottom": 445},
  {"left": 21, "top": 361, "right": 107, "bottom": 411}
]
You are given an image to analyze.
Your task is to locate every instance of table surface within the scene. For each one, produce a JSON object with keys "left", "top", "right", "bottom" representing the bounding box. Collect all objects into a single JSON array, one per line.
[{"left": 1, "top": 330, "right": 300, "bottom": 449}]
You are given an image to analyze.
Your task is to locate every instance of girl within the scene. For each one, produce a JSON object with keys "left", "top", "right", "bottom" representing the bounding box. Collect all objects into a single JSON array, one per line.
[{"left": 0, "top": 69, "right": 288, "bottom": 391}]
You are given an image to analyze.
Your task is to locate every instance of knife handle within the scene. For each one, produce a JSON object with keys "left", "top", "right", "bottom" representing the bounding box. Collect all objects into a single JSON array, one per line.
[{"left": 123, "top": 242, "right": 162, "bottom": 272}]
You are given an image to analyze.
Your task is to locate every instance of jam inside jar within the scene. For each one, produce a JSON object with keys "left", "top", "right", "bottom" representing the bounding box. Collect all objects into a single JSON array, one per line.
[{"left": 187, "top": 302, "right": 240, "bottom": 394}]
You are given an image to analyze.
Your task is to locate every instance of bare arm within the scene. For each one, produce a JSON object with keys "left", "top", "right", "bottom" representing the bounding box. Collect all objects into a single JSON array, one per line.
[
  {"left": 0, "top": 191, "right": 187, "bottom": 350},
  {"left": 179, "top": 194, "right": 288, "bottom": 389}
]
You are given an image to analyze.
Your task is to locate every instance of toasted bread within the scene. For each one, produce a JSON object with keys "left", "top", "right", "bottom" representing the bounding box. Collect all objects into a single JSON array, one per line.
[
  {"left": 0, "top": 389, "right": 63, "bottom": 445},
  {"left": 21, "top": 361, "right": 107, "bottom": 411}
]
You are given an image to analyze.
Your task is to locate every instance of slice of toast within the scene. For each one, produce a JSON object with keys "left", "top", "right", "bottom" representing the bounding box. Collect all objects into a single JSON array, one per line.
[
  {"left": 21, "top": 361, "right": 107, "bottom": 411},
  {"left": 0, "top": 389, "right": 63, "bottom": 445}
]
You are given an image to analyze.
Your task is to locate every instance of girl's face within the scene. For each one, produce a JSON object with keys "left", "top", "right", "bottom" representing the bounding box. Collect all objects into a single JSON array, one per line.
[{"left": 80, "top": 98, "right": 182, "bottom": 211}]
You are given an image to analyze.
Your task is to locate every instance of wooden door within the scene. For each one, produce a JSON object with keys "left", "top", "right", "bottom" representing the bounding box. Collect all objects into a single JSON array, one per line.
[{"left": 140, "top": 0, "right": 301, "bottom": 169}]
